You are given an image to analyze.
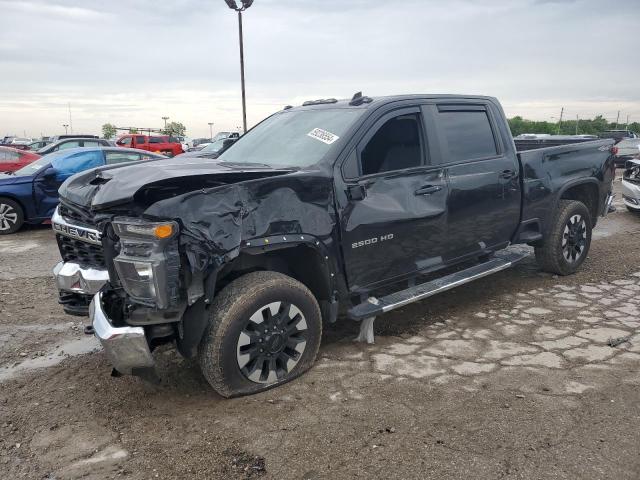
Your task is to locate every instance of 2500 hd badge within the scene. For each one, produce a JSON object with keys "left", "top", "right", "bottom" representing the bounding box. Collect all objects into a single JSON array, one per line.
[{"left": 352, "top": 234, "right": 394, "bottom": 249}]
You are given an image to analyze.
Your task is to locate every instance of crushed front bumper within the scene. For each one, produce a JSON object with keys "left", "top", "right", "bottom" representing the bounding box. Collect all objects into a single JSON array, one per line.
[
  {"left": 53, "top": 261, "right": 110, "bottom": 295},
  {"left": 90, "top": 292, "right": 155, "bottom": 375},
  {"left": 53, "top": 261, "right": 110, "bottom": 316}
]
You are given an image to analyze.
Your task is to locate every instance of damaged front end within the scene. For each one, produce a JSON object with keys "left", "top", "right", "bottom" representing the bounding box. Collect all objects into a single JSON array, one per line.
[
  {"left": 622, "top": 158, "right": 640, "bottom": 211},
  {"left": 53, "top": 159, "right": 338, "bottom": 378}
]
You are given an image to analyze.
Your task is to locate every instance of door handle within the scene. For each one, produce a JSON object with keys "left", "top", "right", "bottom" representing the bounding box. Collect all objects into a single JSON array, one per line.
[
  {"left": 499, "top": 169, "right": 517, "bottom": 180},
  {"left": 415, "top": 185, "right": 442, "bottom": 196}
]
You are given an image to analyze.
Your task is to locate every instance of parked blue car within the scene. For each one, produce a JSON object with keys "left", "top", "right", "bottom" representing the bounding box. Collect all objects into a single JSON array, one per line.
[{"left": 0, "top": 147, "right": 164, "bottom": 234}]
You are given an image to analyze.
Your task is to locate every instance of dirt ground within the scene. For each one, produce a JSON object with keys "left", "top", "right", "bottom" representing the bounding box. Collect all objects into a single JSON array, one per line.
[{"left": 1, "top": 182, "right": 640, "bottom": 479}]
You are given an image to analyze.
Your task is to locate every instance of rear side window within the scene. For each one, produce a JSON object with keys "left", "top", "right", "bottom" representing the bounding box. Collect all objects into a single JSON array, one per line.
[
  {"left": 437, "top": 107, "right": 498, "bottom": 162},
  {"left": 105, "top": 152, "right": 141, "bottom": 164},
  {"left": 57, "top": 140, "right": 82, "bottom": 151},
  {"left": 149, "top": 137, "right": 163, "bottom": 144},
  {"left": 0, "top": 151, "right": 19, "bottom": 162},
  {"left": 136, "top": 136, "right": 146, "bottom": 144}
]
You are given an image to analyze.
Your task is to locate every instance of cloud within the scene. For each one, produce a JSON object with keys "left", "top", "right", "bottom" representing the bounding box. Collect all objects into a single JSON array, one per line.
[{"left": 0, "top": 0, "right": 639, "bottom": 137}]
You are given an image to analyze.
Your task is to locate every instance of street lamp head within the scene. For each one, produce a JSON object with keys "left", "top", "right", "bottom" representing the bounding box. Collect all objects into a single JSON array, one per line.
[
  {"left": 224, "top": 0, "right": 239, "bottom": 9},
  {"left": 241, "top": 0, "right": 254, "bottom": 8}
]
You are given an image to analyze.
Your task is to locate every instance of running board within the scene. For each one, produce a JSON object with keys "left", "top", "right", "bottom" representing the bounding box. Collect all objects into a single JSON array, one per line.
[{"left": 348, "top": 251, "right": 527, "bottom": 320}]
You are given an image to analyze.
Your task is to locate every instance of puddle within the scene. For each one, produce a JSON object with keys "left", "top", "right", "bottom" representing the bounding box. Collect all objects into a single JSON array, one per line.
[{"left": 0, "top": 336, "right": 99, "bottom": 382}]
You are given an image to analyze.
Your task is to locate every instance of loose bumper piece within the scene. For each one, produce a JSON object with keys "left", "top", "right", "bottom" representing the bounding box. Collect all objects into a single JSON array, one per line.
[
  {"left": 90, "top": 292, "right": 155, "bottom": 375},
  {"left": 53, "top": 261, "right": 110, "bottom": 295}
]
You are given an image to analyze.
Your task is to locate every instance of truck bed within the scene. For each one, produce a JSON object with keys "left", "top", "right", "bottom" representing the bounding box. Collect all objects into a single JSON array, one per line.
[{"left": 515, "top": 137, "right": 599, "bottom": 152}]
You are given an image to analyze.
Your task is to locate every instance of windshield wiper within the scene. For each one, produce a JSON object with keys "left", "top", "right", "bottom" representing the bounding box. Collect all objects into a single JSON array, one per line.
[
  {"left": 221, "top": 161, "right": 300, "bottom": 171},
  {"left": 220, "top": 161, "right": 275, "bottom": 169}
]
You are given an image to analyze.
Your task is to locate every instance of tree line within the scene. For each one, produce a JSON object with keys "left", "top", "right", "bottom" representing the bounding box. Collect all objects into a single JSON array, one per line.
[
  {"left": 508, "top": 115, "right": 640, "bottom": 137},
  {"left": 101, "top": 122, "right": 187, "bottom": 139}
]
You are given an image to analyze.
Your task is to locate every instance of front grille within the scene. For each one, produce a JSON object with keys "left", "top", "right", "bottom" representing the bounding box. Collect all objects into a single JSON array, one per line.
[
  {"left": 56, "top": 234, "right": 106, "bottom": 268},
  {"left": 58, "top": 203, "right": 94, "bottom": 226}
]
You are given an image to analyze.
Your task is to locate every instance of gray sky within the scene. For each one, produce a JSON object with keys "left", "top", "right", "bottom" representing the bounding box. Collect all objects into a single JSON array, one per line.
[{"left": 0, "top": 0, "right": 638, "bottom": 138}]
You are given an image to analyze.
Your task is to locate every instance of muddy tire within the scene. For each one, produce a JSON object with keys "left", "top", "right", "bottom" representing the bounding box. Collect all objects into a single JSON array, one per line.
[
  {"left": 0, "top": 197, "right": 24, "bottom": 235},
  {"left": 535, "top": 200, "right": 592, "bottom": 276},
  {"left": 198, "top": 271, "right": 322, "bottom": 398}
]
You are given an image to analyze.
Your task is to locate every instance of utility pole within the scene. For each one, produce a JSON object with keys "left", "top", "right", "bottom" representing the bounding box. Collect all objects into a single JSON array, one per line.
[
  {"left": 575, "top": 114, "right": 579, "bottom": 135},
  {"left": 225, "top": 0, "right": 253, "bottom": 134},
  {"left": 615, "top": 110, "right": 620, "bottom": 129},
  {"left": 208, "top": 122, "right": 214, "bottom": 139},
  {"left": 68, "top": 103, "right": 73, "bottom": 134},
  {"left": 62, "top": 124, "right": 69, "bottom": 134},
  {"left": 162, "top": 116, "right": 169, "bottom": 133},
  {"left": 626, "top": 114, "right": 630, "bottom": 128},
  {"left": 556, "top": 107, "right": 564, "bottom": 135}
]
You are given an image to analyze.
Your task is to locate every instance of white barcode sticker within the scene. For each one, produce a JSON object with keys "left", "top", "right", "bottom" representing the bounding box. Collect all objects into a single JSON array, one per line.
[{"left": 307, "top": 128, "right": 339, "bottom": 145}]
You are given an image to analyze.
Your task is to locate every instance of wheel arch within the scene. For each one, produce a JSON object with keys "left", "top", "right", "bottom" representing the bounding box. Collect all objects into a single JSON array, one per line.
[
  {"left": 0, "top": 194, "right": 28, "bottom": 220},
  {"left": 557, "top": 179, "right": 600, "bottom": 224},
  {"left": 216, "top": 241, "right": 334, "bottom": 303}
]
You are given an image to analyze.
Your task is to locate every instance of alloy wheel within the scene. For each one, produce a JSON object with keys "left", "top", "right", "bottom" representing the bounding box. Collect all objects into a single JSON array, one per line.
[
  {"left": 562, "top": 214, "right": 587, "bottom": 263},
  {"left": 236, "top": 301, "right": 308, "bottom": 384},
  {"left": 0, "top": 203, "right": 18, "bottom": 231}
]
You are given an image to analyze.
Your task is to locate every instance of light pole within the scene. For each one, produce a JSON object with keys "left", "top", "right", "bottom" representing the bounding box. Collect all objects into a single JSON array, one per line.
[
  {"left": 62, "top": 124, "right": 69, "bottom": 134},
  {"left": 162, "top": 116, "right": 169, "bottom": 133},
  {"left": 224, "top": 0, "right": 253, "bottom": 134},
  {"left": 208, "top": 122, "right": 214, "bottom": 139}
]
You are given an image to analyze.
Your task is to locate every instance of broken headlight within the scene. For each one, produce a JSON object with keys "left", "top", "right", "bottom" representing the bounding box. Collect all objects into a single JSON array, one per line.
[
  {"left": 624, "top": 162, "right": 640, "bottom": 183},
  {"left": 112, "top": 218, "right": 180, "bottom": 308}
]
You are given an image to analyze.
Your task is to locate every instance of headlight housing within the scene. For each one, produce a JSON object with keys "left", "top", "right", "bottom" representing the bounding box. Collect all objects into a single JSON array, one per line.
[{"left": 112, "top": 218, "right": 180, "bottom": 309}]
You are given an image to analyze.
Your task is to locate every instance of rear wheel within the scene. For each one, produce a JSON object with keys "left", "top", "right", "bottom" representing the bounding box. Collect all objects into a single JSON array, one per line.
[
  {"left": 535, "top": 200, "right": 591, "bottom": 276},
  {"left": 0, "top": 198, "right": 24, "bottom": 235},
  {"left": 198, "top": 271, "right": 322, "bottom": 397}
]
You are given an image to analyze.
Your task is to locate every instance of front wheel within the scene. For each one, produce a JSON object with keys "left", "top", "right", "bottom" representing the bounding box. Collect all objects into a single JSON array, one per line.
[
  {"left": 0, "top": 198, "right": 24, "bottom": 235},
  {"left": 198, "top": 271, "right": 322, "bottom": 397},
  {"left": 535, "top": 200, "right": 592, "bottom": 276}
]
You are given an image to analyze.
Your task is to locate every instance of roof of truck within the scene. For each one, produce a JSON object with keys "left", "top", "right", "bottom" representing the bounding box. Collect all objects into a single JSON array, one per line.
[{"left": 291, "top": 94, "right": 497, "bottom": 111}]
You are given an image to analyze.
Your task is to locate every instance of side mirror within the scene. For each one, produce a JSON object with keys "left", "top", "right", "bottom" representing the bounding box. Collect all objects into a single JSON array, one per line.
[
  {"left": 222, "top": 139, "right": 236, "bottom": 149},
  {"left": 42, "top": 166, "right": 57, "bottom": 179}
]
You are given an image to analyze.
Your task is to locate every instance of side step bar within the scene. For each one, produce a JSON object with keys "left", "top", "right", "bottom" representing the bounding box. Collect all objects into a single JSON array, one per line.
[{"left": 348, "top": 251, "right": 528, "bottom": 320}]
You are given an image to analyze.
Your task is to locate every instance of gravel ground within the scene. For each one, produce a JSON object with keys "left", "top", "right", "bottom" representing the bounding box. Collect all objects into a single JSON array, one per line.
[{"left": 1, "top": 184, "right": 639, "bottom": 479}]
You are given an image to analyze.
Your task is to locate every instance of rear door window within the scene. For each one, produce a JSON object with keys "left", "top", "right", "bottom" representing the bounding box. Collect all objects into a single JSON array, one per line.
[
  {"left": 436, "top": 106, "right": 498, "bottom": 162},
  {"left": 136, "top": 136, "right": 146, "bottom": 144}
]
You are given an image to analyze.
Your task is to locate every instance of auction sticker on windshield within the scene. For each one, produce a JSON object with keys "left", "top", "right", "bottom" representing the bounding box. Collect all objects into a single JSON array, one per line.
[{"left": 307, "top": 128, "right": 340, "bottom": 145}]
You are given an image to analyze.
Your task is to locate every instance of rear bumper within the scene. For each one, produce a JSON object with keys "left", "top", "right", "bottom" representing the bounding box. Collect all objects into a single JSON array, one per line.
[{"left": 90, "top": 292, "right": 155, "bottom": 375}]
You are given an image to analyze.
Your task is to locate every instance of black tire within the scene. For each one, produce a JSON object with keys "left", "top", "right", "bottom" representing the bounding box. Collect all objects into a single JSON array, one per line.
[
  {"left": 0, "top": 197, "right": 24, "bottom": 235},
  {"left": 626, "top": 205, "right": 640, "bottom": 214},
  {"left": 198, "top": 271, "right": 322, "bottom": 397},
  {"left": 535, "top": 200, "right": 592, "bottom": 276}
]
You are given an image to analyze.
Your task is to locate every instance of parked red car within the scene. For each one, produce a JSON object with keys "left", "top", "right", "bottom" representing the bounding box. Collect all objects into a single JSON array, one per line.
[
  {"left": 115, "top": 135, "right": 183, "bottom": 157},
  {"left": 0, "top": 147, "right": 41, "bottom": 173}
]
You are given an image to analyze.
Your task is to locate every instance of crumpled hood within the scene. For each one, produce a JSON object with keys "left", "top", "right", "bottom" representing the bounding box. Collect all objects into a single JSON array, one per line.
[{"left": 59, "top": 157, "right": 294, "bottom": 210}]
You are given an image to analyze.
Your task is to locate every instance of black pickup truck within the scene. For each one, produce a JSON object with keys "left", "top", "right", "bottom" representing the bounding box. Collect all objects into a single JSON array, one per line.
[{"left": 52, "top": 93, "right": 615, "bottom": 397}]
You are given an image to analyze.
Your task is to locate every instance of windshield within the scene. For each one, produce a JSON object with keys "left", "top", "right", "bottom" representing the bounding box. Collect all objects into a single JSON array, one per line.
[
  {"left": 219, "top": 109, "right": 363, "bottom": 168},
  {"left": 13, "top": 155, "right": 51, "bottom": 176},
  {"left": 201, "top": 139, "right": 228, "bottom": 153}
]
